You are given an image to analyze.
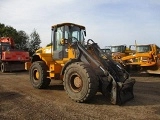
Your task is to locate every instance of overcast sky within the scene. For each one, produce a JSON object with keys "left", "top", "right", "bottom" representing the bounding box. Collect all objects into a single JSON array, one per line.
[{"left": 0, "top": 0, "right": 160, "bottom": 48}]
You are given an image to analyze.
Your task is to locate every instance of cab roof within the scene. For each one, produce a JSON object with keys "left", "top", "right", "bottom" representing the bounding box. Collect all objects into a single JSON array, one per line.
[{"left": 52, "top": 22, "right": 85, "bottom": 30}]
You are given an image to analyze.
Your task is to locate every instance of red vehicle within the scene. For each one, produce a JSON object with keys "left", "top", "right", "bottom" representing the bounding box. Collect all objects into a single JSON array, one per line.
[{"left": 0, "top": 37, "right": 30, "bottom": 72}]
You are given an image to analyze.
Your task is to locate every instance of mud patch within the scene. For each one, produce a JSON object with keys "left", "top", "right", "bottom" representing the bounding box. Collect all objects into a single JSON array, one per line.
[{"left": 0, "top": 92, "right": 23, "bottom": 101}]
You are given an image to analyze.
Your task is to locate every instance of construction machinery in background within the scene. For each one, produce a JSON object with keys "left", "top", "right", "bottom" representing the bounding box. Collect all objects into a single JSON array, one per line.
[
  {"left": 0, "top": 37, "right": 30, "bottom": 72},
  {"left": 104, "top": 45, "right": 132, "bottom": 63},
  {"left": 121, "top": 44, "right": 160, "bottom": 74},
  {"left": 101, "top": 48, "right": 112, "bottom": 57},
  {"left": 25, "top": 23, "right": 135, "bottom": 105}
]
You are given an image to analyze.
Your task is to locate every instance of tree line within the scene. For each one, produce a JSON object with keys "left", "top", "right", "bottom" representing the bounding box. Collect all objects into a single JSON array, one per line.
[{"left": 0, "top": 23, "right": 41, "bottom": 56}]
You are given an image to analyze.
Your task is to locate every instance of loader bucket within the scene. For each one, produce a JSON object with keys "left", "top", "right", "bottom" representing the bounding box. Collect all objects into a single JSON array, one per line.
[
  {"left": 117, "top": 78, "right": 135, "bottom": 105},
  {"left": 101, "top": 78, "right": 135, "bottom": 105}
]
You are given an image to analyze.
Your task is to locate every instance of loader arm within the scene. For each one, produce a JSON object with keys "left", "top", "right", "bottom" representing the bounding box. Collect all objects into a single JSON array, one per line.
[{"left": 70, "top": 38, "right": 135, "bottom": 105}]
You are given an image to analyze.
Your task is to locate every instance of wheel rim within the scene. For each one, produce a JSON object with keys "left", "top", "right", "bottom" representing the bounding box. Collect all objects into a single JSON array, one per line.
[
  {"left": 33, "top": 69, "right": 39, "bottom": 81},
  {"left": 1, "top": 64, "right": 4, "bottom": 72},
  {"left": 70, "top": 74, "right": 83, "bottom": 92}
]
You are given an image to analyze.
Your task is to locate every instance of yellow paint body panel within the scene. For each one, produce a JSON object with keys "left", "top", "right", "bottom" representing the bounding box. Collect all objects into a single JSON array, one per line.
[{"left": 26, "top": 47, "right": 76, "bottom": 79}]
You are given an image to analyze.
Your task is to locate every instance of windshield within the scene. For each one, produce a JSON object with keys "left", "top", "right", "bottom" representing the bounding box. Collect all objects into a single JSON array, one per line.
[
  {"left": 111, "top": 46, "right": 124, "bottom": 53},
  {"left": 64, "top": 25, "right": 85, "bottom": 43},
  {"left": 53, "top": 24, "right": 86, "bottom": 51},
  {"left": 0, "top": 43, "right": 11, "bottom": 51},
  {"left": 101, "top": 49, "right": 111, "bottom": 53},
  {"left": 136, "top": 45, "right": 151, "bottom": 53}
]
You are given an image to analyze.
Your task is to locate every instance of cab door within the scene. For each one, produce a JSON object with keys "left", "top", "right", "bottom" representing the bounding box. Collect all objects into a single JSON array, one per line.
[{"left": 52, "top": 26, "right": 68, "bottom": 60}]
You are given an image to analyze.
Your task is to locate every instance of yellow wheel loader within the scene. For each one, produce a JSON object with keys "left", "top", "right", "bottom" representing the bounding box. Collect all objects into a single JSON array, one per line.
[
  {"left": 104, "top": 45, "right": 132, "bottom": 63},
  {"left": 25, "top": 23, "right": 135, "bottom": 105},
  {"left": 121, "top": 44, "right": 160, "bottom": 74}
]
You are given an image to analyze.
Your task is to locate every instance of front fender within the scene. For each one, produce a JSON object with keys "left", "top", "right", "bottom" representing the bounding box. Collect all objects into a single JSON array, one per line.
[{"left": 61, "top": 59, "right": 79, "bottom": 75}]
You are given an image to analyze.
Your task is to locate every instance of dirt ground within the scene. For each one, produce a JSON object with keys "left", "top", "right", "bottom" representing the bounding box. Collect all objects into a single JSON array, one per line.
[{"left": 0, "top": 71, "right": 160, "bottom": 120}]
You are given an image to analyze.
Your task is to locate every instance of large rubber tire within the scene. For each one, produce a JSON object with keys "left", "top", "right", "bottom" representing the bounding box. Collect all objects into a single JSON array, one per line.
[
  {"left": 1, "top": 62, "right": 6, "bottom": 73},
  {"left": 63, "top": 62, "right": 99, "bottom": 102},
  {"left": 29, "top": 61, "right": 51, "bottom": 89}
]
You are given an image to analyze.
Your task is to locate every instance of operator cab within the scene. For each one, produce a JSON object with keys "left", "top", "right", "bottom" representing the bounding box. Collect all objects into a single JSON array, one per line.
[
  {"left": 0, "top": 42, "right": 11, "bottom": 52},
  {"left": 101, "top": 48, "right": 112, "bottom": 56},
  {"left": 136, "top": 45, "right": 151, "bottom": 53},
  {"left": 106, "top": 45, "right": 126, "bottom": 53},
  {"left": 0, "top": 42, "right": 11, "bottom": 59},
  {"left": 51, "top": 23, "right": 86, "bottom": 60}
]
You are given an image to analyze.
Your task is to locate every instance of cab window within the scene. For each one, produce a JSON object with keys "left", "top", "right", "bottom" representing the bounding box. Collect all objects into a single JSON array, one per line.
[{"left": 55, "top": 27, "right": 63, "bottom": 51}]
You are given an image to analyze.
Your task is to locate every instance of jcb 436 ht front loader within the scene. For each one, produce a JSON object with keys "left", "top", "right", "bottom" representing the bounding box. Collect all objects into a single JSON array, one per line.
[{"left": 26, "top": 23, "right": 135, "bottom": 105}]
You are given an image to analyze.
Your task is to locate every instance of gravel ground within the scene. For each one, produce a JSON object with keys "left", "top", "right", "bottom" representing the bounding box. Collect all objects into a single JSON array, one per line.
[{"left": 0, "top": 71, "right": 160, "bottom": 120}]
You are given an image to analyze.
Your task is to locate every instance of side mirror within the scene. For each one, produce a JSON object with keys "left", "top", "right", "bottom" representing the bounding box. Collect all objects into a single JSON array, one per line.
[{"left": 84, "top": 30, "right": 86, "bottom": 36}]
